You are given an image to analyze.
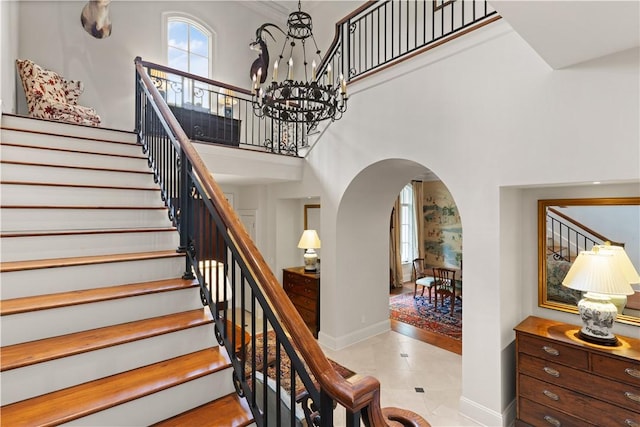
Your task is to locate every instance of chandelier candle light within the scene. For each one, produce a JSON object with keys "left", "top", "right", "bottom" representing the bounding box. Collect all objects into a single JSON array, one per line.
[
  {"left": 251, "top": 1, "right": 348, "bottom": 130},
  {"left": 562, "top": 245, "right": 637, "bottom": 346}
]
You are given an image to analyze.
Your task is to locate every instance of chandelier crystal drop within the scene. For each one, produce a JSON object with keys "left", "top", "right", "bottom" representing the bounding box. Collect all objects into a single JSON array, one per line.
[{"left": 250, "top": 1, "right": 348, "bottom": 130}]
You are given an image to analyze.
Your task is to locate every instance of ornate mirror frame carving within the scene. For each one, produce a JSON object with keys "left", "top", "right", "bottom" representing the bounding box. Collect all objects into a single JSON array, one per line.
[{"left": 538, "top": 197, "right": 640, "bottom": 326}]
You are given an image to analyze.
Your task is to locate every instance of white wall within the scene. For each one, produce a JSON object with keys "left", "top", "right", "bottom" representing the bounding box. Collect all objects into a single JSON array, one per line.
[
  {"left": 268, "top": 20, "right": 639, "bottom": 426},
  {"left": 1, "top": 0, "right": 18, "bottom": 114},
  {"left": 12, "top": 1, "right": 272, "bottom": 129}
]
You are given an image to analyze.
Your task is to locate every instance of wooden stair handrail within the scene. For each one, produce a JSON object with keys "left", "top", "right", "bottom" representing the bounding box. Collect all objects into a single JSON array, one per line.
[
  {"left": 134, "top": 58, "right": 393, "bottom": 423},
  {"left": 547, "top": 207, "right": 624, "bottom": 247}
]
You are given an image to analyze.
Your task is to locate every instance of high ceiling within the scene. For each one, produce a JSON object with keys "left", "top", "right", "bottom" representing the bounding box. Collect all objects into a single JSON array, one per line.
[{"left": 489, "top": 1, "right": 640, "bottom": 69}]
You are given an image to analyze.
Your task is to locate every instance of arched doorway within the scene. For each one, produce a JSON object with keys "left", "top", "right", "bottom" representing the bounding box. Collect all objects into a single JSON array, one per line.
[
  {"left": 389, "top": 179, "right": 463, "bottom": 354},
  {"left": 330, "top": 159, "right": 463, "bottom": 352}
]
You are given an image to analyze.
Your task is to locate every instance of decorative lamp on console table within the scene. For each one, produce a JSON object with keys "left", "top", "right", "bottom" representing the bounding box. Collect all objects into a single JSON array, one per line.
[
  {"left": 562, "top": 245, "right": 637, "bottom": 346},
  {"left": 298, "top": 229, "right": 321, "bottom": 272}
]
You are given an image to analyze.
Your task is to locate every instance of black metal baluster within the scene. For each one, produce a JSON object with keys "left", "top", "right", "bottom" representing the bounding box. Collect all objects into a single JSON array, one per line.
[
  {"left": 261, "top": 315, "right": 268, "bottom": 424},
  {"left": 423, "top": 0, "right": 426, "bottom": 45},
  {"left": 413, "top": 1, "right": 418, "bottom": 47},
  {"left": 405, "top": 0, "right": 409, "bottom": 53},
  {"left": 450, "top": 0, "right": 454, "bottom": 35}
]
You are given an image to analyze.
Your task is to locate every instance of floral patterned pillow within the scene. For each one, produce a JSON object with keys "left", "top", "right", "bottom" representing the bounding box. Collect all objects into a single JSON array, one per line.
[
  {"left": 547, "top": 257, "right": 582, "bottom": 304},
  {"left": 33, "top": 65, "right": 67, "bottom": 104}
]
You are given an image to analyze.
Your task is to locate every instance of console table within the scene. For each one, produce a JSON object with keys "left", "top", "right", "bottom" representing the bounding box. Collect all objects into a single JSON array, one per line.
[
  {"left": 283, "top": 267, "right": 320, "bottom": 338},
  {"left": 514, "top": 316, "right": 640, "bottom": 426},
  {"left": 169, "top": 105, "right": 240, "bottom": 146}
]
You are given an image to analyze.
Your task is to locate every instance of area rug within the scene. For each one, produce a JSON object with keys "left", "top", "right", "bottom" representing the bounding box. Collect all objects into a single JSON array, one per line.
[
  {"left": 246, "top": 330, "right": 356, "bottom": 398},
  {"left": 389, "top": 292, "right": 462, "bottom": 340}
]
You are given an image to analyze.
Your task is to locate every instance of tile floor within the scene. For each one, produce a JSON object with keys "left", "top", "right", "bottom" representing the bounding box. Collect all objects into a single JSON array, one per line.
[{"left": 320, "top": 331, "right": 481, "bottom": 427}]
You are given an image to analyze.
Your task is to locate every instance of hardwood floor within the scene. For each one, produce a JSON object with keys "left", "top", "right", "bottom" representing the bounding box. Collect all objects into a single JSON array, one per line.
[{"left": 389, "top": 282, "right": 462, "bottom": 355}]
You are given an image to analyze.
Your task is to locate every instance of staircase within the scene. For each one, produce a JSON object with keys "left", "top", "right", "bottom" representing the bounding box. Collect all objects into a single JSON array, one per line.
[{"left": 0, "top": 115, "right": 253, "bottom": 426}]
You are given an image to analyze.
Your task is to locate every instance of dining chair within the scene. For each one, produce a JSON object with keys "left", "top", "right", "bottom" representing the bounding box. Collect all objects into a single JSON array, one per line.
[
  {"left": 413, "top": 258, "right": 435, "bottom": 302},
  {"left": 432, "top": 267, "right": 461, "bottom": 315}
]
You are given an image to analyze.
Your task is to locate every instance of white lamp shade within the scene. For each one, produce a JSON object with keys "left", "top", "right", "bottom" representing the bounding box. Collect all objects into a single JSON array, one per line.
[
  {"left": 298, "top": 229, "right": 321, "bottom": 249},
  {"left": 562, "top": 250, "right": 634, "bottom": 296},
  {"left": 594, "top": 244, "right": 640, "bottom": 284}
]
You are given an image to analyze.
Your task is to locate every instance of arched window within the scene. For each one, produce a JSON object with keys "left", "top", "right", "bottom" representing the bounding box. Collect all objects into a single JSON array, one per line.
[
  {"left": 164, "top": 15, "right": 213, "bottom": 108},
  {"left": 167, "top": 17, "right": 211, "bottom": 77}
]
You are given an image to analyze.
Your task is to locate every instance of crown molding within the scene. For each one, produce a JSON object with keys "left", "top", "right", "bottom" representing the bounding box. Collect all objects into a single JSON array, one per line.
[{"left": 239, "top": 1, "right": 291, "bottom": 22}]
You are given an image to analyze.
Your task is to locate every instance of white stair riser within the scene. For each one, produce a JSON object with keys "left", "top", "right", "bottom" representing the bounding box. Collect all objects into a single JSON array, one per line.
[
  {"left": 1, "top": 287, "right": 204, "bottom": 345},
  {"left": 1, "top": 230, "right": 179, "bottom": 262},
  {"left": 1, "top": 184, "right": 164, "bottom": 207},
  {"left": 1, "top": 322, "right": 216, "bottom": 405},
  {"left": 0, "top": 256, "right": 186, "bottom": 299},
  {"left": 1, "top": 130, "right": 141, "bottom": 156},
  {"left": 1, "top": 116, "right": 137, "bottom": 143},
  {"left": 0, "top": 208, "right": 172, "bottom": 233},
  {"left": 1, "top": 145, "right": 148, "bottom": 171},
  {"left": 1, "top": 163, "right": 157, "bottom": 187},
  {"left": 65, "top": 368, "right": 236, "bottom": 427}
]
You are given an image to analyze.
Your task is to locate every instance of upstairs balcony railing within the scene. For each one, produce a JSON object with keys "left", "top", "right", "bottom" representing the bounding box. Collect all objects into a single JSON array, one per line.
[
  {"left": 319, "top": 0, "right": 499, "bottom": 86},
  {"left": 145, "top": 61, "right": 306, "bottom": 156}
]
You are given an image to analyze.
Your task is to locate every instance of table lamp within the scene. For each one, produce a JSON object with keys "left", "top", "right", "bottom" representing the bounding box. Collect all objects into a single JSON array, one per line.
[
  {"left": 562, "top": 246, "right": 635, "bottom": 346},
  {"left": 298, "top": 229, "right": 321, "bottom": 272}
]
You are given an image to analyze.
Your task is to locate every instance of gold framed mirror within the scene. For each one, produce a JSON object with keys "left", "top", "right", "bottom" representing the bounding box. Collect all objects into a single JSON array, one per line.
[
  {"left": 304, "top": 204, "right": 320, "bottom": 230},
  {"left": 538, "top": 197, "right": 640, "bottom": 326}
]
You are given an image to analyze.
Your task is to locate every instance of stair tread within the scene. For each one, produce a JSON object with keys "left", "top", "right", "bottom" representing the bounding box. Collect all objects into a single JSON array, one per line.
[
  {"left": 0, "top": 250, "right": 184, "bottom": 273},
  {"left": 1, "top": 181, "right": 161, "bottom": 191},
  {"left": 1, "top": 226, "right": 176, "bottom": 238},
  {"left": 1, "top": 308, "right": 211, "bottom": 371},
  {"left": 1, "top": 159, "right": 153, "bottom": 175},
  {"left": 1, "top": 277, "right": 198, "bottom": 316},
  {"left": 1, "top": 142, "right": 146, "bottom": 160},
  {"left": 1, "top": 205, "right": 168, "bottom": 210},
  {"left": 1, "top": 120, "right": 138, "bottom": 144},
  {"left": 152, "top": 393, "right": 254, "bottom": 427},
  {"left": 0, "top": 347, "right": 228, "bottom": 427}
]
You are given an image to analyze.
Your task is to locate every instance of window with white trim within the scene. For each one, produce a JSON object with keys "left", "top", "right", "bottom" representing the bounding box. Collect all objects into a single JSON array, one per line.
[{"left": 400, "top": 184, "right": 418, "bottom": 263}]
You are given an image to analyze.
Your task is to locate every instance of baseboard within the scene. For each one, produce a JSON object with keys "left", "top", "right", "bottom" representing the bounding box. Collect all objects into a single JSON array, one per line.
[
  {"left": 317, "top": 319, "right": 390, "bottom": 351},
  {"left": 459, "top": 396, "right": 515, "bottom": 427}
]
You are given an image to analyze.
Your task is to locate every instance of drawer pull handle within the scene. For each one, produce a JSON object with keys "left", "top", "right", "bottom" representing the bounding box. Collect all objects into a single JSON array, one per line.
[
  {"left": 542, "top": 346, "right": 559, "bottom": 356},
  {"left": 625, "top": 368, "right": 640, "bottom": 379},
  {"left": 543, "top": 415, "right": 561, "bottom": 427},
  {"left": 543, "top": 390, "right": 559, "bottom": 401},
  {"left": 625, "top": 392, "right": 640, "bottom": 403},
  {"left": 543, "top": 367, "right": 560, "bottom": 378},
  {"left": 625, "top": 419, "right": 639, "bottom": 427}
]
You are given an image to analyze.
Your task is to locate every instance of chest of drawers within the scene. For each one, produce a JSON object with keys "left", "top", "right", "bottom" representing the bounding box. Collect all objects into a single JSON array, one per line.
[
  {"left": 514, "top": 316, "right": 640, "bottom": 427},
  {"left": 282, "top": 267, "right": 320, "bottom": 338}
]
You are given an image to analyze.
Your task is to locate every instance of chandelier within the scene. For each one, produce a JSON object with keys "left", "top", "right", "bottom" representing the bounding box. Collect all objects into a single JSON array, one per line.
[{"left": 250, "top": 1, "right": 348, "bottom": 130}]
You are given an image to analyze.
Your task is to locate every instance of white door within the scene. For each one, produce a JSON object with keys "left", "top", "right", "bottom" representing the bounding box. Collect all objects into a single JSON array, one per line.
[{"left": 237, "top": 210, "right": 260, "bottom": 316}]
